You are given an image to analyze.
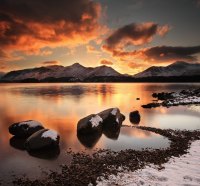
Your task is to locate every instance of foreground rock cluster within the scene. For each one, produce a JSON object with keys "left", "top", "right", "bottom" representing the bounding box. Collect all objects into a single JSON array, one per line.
[
  {"left": 11, "top": 126, "right": 200, "bottom": 186},
  {"left": 77, "top": 108, "right": 125, "bottom": 148},
  {"left": 9, "top": 120, "right": 60, "bottom": 153},
  {"left": 142, "top": 88, "right": 200, "bottom": 108}
]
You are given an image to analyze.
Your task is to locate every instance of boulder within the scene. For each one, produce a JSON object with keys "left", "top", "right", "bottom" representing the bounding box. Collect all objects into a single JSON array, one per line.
[
  {"left": 25, "top": 129, "right": 60, "bottom": 151},
  {"left": 77, "top": 114, "right": 103, "bottom": 134},
  {"left": 129, "top": 110, "right": 141, "bottom": 124},
  {"left": 9, "top": 120, "right": 44, "bottom": 138},
  {"left": 77, "top": 108, "right": 125, "bottom": 146},
  {"left": 99, "top": 108, "right": 125, "bottom": 127}
]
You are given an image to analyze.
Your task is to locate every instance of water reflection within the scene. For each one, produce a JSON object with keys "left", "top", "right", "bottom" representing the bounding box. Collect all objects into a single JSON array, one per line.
[
  {"left": 28, "top": 146, "right": 60, "bottom": 160},
  {"left": 77, "top": 131, "right": 102, "bottom": 149},
  {"left": 10, "top": 137, "right": 26, "bottom": 151},
  {"left": 0, "top": 83, "right": 200, "bottom": 183}
]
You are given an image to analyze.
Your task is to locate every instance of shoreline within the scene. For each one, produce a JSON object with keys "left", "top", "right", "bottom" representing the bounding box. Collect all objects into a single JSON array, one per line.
[{"left": 11, "top": 126, "right": 200, "bottom": 186}]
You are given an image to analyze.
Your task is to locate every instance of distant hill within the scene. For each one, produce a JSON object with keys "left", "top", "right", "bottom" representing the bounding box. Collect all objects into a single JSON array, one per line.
[
  {"left": 2, "top": 63, "right": 122, "bottom": 82},
  {"left": 1, "top": 61, "right": 200, "bottom": 82},
  {"left": 0, "top": 72, "right": 5, "bottom": 79},
  {"left": 134, "top": 61, "right": 200, "bottom": 78}
]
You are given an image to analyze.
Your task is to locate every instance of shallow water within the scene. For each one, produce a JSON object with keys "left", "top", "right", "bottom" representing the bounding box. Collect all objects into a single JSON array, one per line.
[{"left": 0, "top": 83, "right": 200, "bottom": 183}]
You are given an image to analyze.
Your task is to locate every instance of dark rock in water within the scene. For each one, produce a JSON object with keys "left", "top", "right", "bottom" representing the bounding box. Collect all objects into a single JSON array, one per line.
[
  {"left": 99, "top": 108, "right": 125, "bottom": 126},
  {"left": 25, "top": 129, "right": 60, "bottom": 151},
  {"left": 129, "top": 110, "right": 141, "bottom": 125},
  {"left": 9, "top": 120, "right": 44, "bottom": 138},
  {"left": 77, "top": 130, "right": 102, "bottom": 148},
  {"left": 77, "top": 108, "right": 125, "bottom": 147},
  {"left": 152, "top": 92, "right": 174, "bottom": 100},
  {"left": 77, "top": 114, "right": 103, "bottom": 134},
  {"left": 142, "top": 103, "right": 161, "bottom": 109},
  {"left": 99, "top": 108, "right": 124, "bottom": 140},
  {"left": 9, "top": 136, "right": 26, "bottom": 150},
  {"left": 28, "top": 146, "right": 60, "bottom": 160}
]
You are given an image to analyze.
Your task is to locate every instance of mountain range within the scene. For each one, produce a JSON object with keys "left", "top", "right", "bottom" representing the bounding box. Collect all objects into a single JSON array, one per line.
[
  {"left": 1, "top": 61, "right": 200, "bottom": 82},
  {"left": 134, "top": 61, "right": 200, "bottom": 78},
  {"left": 0, "top": 72, "right": 5, "bottom": 79}
]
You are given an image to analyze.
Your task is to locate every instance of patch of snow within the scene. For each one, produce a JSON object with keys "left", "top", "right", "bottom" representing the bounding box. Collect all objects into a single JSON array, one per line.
[
  {"left": 18, "top": 120, "right": 42, "bottom": 128},
  {"left": 97, "top": 140, "right": 200, "bottom": 186},
  {"left": 41, "top": 130, "right": 58, "bottom": 141},
  {"left": 188, "top": 105, "right": 200, "bottom": 113},
  {"left": 90, "top": 115, "right": 103, "bottom": 128},
  {"left": 111, "top": 108, "right": 118, "bottom": 116},
  {"left": 116, "top": 118, "right": 119, "bottom": 124}
]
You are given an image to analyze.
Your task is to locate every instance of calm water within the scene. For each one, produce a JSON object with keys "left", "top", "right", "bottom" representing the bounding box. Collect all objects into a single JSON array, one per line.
[{"left": 0, "top": 83, "right": 200, "bottom": 183}]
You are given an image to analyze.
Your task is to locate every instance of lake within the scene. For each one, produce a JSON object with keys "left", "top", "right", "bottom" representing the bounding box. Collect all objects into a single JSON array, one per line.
[{"left": 0, "top": 83, "right": 200, "bottom": 184}]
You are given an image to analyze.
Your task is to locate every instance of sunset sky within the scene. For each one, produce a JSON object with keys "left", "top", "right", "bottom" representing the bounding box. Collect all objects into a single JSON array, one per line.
[{"left": 0, "top": 0, "right": 200, "bottom": 74}]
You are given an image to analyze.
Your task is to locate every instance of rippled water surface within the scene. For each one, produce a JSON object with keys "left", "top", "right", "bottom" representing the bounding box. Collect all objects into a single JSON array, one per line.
[{"left": 0, "top": 83, "right": 200, "bottom": 183}]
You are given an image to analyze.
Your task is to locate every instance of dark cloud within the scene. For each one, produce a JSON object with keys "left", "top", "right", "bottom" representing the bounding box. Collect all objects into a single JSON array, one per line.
[
  {"left": 100, "top": 59, "right": 113, "bottom": 65},
  {"left": 144, "top": 46, "right": 200, "bottom": 62},
  {"left": 0, "top": 0, "right": 102, "bottom": 54},
  {"left": 104, "top": 22, "right": 170, "bottom": 49},
  {"left": 41, "top": 60, "right": 60, "bottom": 66}
]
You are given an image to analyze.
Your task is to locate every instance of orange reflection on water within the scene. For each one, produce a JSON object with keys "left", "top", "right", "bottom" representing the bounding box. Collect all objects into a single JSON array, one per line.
[{"left": 0, "top": 83, "right": 199, "bottom": 153}]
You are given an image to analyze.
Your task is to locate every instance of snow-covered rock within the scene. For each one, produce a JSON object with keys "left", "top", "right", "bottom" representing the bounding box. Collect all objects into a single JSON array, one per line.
[
  {"left": 9, "top": 120, "right": 44, "bottom": 138},
  {"left": 25, "top": 129, "right": 60, "bottom": 151},
  {"left": 77, "top": 114, "right": 103, "bottom": 134},
  {"left": 99, "top": 108, "right": 125, "bottom": 140},
  {"left": 77, "top": 108, "right": 125, "bottom": 142}
]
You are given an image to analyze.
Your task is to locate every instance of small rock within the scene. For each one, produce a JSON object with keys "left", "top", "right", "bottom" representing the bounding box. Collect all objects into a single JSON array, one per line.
[
  {"left": 9, "top": 120, "right": 44, "bottom": 138},
  {"left": 142, "top": 103, "right": 161, "bottom": 109},
  {"left": 136, "top": 98, "right": 140, "bottom": 100},
  {"left": 25, "top": 129, "right": 60, "bottom": 151},
  {"left": 129, "top": 110, "right": 141, "bottom": 124}
]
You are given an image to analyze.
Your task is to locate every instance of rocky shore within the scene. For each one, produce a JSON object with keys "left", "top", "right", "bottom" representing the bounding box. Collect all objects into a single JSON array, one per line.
[
  {"left": 12, "top": 126, "right": 200, "bottom": 186},
  {"left": 142, "top": 88, "right": 200, "bottom": 108}
]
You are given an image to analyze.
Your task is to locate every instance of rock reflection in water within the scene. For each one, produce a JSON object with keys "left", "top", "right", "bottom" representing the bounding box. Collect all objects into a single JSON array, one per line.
[
  {"left": 102, "top": 121, "right": 121, "bottom": 140},
  {"left": 10, "top": 137, "right": 60, "bottom": 160},
  {"left": 77, "top": 108, "right": 125, "bottom": 149},
  {"left": 77, "top": 131, "right": 102, "bottom": 149},
  {"left": 9, "top": 136, "right": 26, "bottom": 151},
  {"left": 28, "top": 146, "right": 60, "bottom": 160}
]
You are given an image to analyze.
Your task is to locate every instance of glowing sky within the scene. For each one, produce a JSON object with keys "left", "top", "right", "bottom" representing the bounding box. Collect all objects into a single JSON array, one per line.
[{"left": 0, "top": 0, "right": 200, "bottom": 74}]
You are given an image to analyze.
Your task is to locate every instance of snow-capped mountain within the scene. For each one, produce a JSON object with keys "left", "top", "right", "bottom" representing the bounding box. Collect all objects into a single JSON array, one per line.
[
  {"left": 2, "top": 63, "right": 122, "bottom": 81},
  {"left": 0, "top": 72, "right": 5, "bottom": 79},
  {"left": 134, "top": 61, "right": 200, "bottom": 78}
]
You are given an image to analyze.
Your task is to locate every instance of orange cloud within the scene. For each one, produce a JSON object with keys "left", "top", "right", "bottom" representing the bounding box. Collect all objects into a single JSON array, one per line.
[
  {"left": 0, "top": 0, "right": 104, "bottom": 58},
  {"left": 86, "top": 45, "right": 99, "bottom": 53},
  {"left": 100, "top": 59, "right": 113, "bottom": 65},
  {"left": 41, "top": 60, "right": 60, "bottom": 66}
]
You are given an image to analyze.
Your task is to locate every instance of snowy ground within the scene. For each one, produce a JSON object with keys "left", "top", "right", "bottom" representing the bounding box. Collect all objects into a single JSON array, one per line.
[{"left": 97, "top": 140, "right": 200, "bottom": 186}]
